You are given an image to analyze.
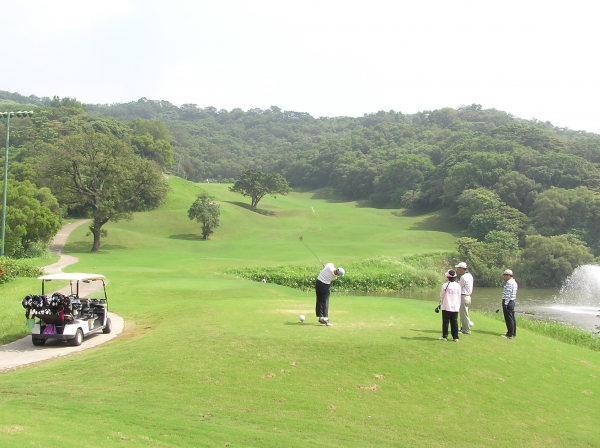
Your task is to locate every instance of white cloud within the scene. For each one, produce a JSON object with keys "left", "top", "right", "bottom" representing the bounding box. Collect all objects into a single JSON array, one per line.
[{"left": 2, "top": 0, "right": 600, "bottom": 132}]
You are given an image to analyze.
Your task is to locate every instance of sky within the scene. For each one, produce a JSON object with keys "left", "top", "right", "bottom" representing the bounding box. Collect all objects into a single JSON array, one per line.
[{"left": 3, "top": 0, "right": 600, "bottom": 132}]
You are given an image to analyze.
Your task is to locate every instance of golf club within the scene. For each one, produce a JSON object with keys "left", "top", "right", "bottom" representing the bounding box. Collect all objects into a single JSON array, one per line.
[
  {"left": 299, "top": 236, "right": 324, "bottom": 267},
  {"left": 496, "top": 309, "right": 500, "bottom": 313}
]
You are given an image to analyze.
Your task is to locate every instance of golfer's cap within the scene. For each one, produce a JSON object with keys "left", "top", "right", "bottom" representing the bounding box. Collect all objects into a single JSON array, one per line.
[
  {"left": 455, "top": 262, "right": 468, "bottom": 269},
  {"left": 445, "top": 269, "right": 457, "bottom": 278},
  {"left": 336, "top": 267, "right": 345, "bottom": 277},
  {"left": 503, "top": 269, "right": 513, "bottom": 276}
]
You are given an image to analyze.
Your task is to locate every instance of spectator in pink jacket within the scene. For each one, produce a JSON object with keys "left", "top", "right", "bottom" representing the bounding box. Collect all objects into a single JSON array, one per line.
[{"left": 438, "top": 269, "right": 462, "bottom": 342}]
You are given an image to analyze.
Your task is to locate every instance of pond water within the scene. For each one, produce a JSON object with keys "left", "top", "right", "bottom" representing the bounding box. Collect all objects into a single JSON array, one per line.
[{"left": 334, "top": 265, "right": 600, "bottom": 332}]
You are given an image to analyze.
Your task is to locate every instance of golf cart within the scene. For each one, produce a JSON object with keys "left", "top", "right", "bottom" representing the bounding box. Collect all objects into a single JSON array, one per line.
[{"left": 22, "top": 273, "right": 111, "bottom": 347}]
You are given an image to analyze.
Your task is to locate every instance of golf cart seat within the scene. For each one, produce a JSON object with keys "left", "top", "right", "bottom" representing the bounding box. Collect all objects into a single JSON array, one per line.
[{"left": 40, "top": 314, "right": 64, "bottom": 326}]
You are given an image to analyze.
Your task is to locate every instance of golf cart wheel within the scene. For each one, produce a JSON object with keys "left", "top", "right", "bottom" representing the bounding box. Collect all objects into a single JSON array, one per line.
[
  {"left": 70, "top": 328, "right": 84, "bottom": 346},
  {"left": 102, "top": 317, "right": 112, "bottom": 334},
  {"left": 32, "top": 337, "right": 46, "bottom": 346}
]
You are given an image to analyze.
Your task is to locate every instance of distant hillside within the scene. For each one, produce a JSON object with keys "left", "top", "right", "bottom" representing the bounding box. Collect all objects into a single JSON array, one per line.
[
  {"left": 3, "top": 90, "right": 600, "bottom": 281},
  {"left": 0, "top": 90, "right": 52, "bottom": 107}
]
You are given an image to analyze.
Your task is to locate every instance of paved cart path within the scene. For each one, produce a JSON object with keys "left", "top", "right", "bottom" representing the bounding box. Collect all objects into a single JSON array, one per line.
[{"left": 0, "top": 220, "right": 124, "bottom": 372}]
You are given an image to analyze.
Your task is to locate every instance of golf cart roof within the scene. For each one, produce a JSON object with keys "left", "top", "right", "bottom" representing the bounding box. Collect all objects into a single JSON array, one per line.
[{"left": 38, "top": 273, "right": 106, "bottom": 282}]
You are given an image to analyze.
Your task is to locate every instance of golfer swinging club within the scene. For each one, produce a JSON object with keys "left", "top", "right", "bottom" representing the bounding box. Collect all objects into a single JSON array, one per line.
[{"left": 315, "top": 262, "right": 345, "bottom": 327}]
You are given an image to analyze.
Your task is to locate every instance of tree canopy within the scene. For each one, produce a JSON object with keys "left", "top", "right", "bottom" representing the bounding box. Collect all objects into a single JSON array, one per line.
[{"left": 43, "top": 132, "right": 169, "bottom": 252}]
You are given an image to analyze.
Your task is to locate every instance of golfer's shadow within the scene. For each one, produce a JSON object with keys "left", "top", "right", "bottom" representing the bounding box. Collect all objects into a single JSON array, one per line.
[
  {"left": 398, "top": 329, "right": 443, "bottom": 342},
  {"left": 284, "top": 322, "right": 320, "bottom": 326}
]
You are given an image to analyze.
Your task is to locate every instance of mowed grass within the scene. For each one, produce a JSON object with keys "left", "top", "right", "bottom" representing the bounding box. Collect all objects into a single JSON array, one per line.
[{"left": 1, "top": 177, "right": 599, "bottom": 447}]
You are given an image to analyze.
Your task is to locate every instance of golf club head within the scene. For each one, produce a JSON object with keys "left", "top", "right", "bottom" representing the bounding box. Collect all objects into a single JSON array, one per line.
[
  {"left": 434, "top": 306, "right": 440, "bottom": 313},
  {"left": 495, "top": 309, "right": 500, "bottom": 313}
]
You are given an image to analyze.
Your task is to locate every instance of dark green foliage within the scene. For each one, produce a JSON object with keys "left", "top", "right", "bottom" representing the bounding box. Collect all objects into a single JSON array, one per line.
[
  {"left": 188, "top": 192, "right": 220, "bottom": 240},
  {"left": 468, "top": 213, "right": 501, "bottom": 241},
  {"left": 456, "top": 188, "right": 501, "bottom": 224},
  {"left": 484, "top": 230, "right": 519, "bottom": 252},
  {"left": 494, "top": 171, "right": 540, "bottom": 213},
  {"left": 455, "top": 237, "right": 517, "bottom": 287},
  {"left": 518, "top": 234, "right": 594, "bottom": 287},
  {"left": 370, "top": 155, "right": 433, "bottom": 207},
  {"left": 130, "top": 118, "right": 174, "bottom": 168},
  {"left": 1, "top": 180, "right": 61, "bottom": 257},
  {"left": 530, "top": 187, "right": 598, "bottom": 237}
]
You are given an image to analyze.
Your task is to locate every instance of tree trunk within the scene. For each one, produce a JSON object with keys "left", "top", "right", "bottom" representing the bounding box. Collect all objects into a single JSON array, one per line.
[
  {"left": 91, "top": 227, "right": 101, "bottom": 252},
  {"left": 90, "top": 216, "right": 108, "bottom": 252}
]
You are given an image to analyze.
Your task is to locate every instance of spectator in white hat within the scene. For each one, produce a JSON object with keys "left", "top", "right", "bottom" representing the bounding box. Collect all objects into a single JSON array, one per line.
[
  {"left": 501, "top": 269, "right": 518, "bottom": 339},
  {"left": 455, "top": 262, "right": 474, "bottom": 334}
]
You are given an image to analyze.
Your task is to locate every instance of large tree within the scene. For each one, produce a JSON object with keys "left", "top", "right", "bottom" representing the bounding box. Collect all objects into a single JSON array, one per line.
[
  {"left": 229, "top": 169, "right": 291, "bottom": 212},
  {"left": 188, "top": 192, "right": 220, "bottom": 240},
  {"left": 45, "top": 132, "right": 169, "bottom": 252}
]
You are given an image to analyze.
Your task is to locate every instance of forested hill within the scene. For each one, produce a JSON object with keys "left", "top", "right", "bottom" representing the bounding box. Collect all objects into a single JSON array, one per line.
[{"left": 3, "top": 91, "right": 600, "bottom": 286}]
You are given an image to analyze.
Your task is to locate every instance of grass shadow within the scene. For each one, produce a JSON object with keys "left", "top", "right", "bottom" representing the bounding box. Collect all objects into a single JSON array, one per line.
[
  {"left": 399, "top": 336, "right": 438, "bottom": 341},
  {"left": 407, "top": 213, "right": 465, "bottom": 234},
  {"left": 309, "top": 188, "right": 354, "bottom": 203},
  {"left": 392, "top": 209, "right": 422, "bottom": 218},
  {"left": 224, "top": 201, "right": 276, "bottom": 216},
  {"left": 169, "top": 234, "right": 205, "bottom": 241},
  {"left": 354, "top": 200, "right": 371, "bottom": 208},
  {"left": 63, "top": 241, "right": 129, "bottom": 253},
  {"left": 284, "top": 322, "right": 320, "bottom": 326}
]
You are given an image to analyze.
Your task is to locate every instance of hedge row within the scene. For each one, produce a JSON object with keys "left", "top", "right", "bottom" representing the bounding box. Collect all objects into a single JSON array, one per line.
[{"left": 227, "top": 253, "right": 457, "bottom": 293}]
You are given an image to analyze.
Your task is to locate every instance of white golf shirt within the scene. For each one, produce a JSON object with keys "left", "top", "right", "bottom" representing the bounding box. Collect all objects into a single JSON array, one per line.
[
  {"left": 459, "top": 271, "right": 474, "bottom": 296},
  {"left": 317, "top": 263, "right": 337, "bottom": 284}
]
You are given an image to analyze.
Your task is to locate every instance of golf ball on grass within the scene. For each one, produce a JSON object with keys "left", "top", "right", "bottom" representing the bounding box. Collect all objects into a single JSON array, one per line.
[
  {"left": 469, "top": 321, "right": 474, "bottom": 327},
  {"left": 299, "top": 315, "right": 305, "bottom": 322}
]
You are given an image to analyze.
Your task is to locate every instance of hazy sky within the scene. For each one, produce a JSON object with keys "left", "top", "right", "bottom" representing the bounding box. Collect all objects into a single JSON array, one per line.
[{"left": 3, "top": 0, "right": 600, "bottom": 132}]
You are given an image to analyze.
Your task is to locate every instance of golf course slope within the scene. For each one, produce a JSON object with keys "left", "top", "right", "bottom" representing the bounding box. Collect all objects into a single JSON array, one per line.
[{"left": 0, "top": 177, "right": 598, "bottom": 447}]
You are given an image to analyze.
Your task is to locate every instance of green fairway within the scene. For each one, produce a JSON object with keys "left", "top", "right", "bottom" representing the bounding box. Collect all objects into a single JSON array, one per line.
[{"left": 1, "top": 178, "right": 599, "bottom": 447}]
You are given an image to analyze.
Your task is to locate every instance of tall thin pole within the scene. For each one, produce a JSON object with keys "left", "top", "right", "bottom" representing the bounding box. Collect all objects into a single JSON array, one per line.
[{"left": 1, "top": 113, "right": 11, "bottom": 257}]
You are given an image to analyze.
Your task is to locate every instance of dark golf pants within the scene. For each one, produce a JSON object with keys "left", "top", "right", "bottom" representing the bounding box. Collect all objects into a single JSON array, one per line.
[
  {"left": 442, "top": 310, "right": 459, "bottom": 340},
  {"left": 503, "top": 300, "right": 516, "bottom": 337},
  {"left": 315, "top": 280, "right": 330, "bottom": 318}
]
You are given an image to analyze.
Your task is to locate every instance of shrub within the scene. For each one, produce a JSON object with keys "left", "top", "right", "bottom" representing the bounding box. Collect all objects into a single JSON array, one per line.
[{"left": 0, "top": 256, "right": 44, "bottom": 284}]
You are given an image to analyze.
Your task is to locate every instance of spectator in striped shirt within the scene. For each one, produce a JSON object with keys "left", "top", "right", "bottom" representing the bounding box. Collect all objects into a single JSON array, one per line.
[{"left": 501, "top": 269, "right": 518, "bottom": 339}]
